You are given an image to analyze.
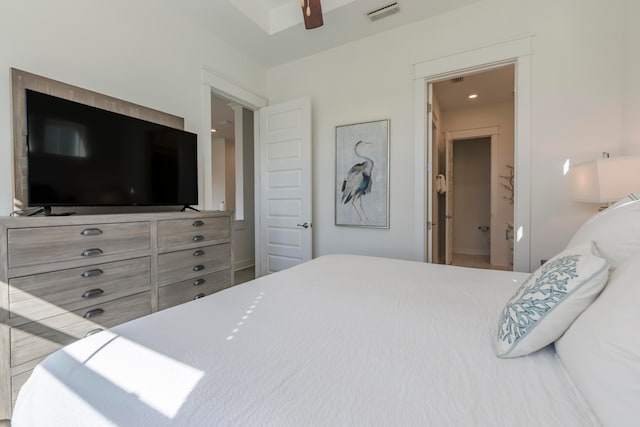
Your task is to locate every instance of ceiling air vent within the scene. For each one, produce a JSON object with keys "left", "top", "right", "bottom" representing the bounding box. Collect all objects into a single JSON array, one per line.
[{"left": 366, "top": 2, "right": 400, "bottom": 22}]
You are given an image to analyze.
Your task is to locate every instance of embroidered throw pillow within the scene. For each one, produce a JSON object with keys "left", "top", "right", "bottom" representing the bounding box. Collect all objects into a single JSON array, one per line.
[{"left": 496, "top": 243, "right": 609, "bottom": 358}]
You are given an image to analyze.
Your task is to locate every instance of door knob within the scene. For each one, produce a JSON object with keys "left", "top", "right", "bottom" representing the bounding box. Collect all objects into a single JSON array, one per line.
[{"left": 296, "top": 222, "right": 310, "bottom": 229}]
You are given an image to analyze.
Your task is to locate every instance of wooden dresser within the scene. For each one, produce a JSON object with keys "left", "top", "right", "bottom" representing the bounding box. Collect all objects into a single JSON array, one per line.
[{"left": 0, "top": 211, "right": 232, "bottom": 419}]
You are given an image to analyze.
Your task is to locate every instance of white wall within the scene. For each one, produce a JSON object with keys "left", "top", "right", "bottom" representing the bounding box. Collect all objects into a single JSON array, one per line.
[
  {"left": 266, "top": 0, "right": 626, "bottom": 266},
  {"left": 0, "top": 0, "right": 266, "bottom": 215},
  {"left": 225, "top": 138, "right": 236, "bottom": 211},
  {"left": 232, "top": 108, "right": 256, "bottom": 270},
  {"left": 211, "top": 137, "right": 227, "bottom": 210},
  {"left": 622, "top": 0, "right": 640, "bottom": 155},
  {"left": 2, "top": 0, "right": 632, "bottom": 268}
]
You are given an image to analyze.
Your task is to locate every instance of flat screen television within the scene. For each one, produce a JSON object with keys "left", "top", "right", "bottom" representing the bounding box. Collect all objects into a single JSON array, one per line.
[{"left": 25, "top": 89, "right": 198, "bottom": 211}]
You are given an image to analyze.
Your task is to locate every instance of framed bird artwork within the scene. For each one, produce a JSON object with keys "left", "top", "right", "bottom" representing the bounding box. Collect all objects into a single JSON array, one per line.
[{"left": 335, "top": 119, "right": 389, "bottom": 228}]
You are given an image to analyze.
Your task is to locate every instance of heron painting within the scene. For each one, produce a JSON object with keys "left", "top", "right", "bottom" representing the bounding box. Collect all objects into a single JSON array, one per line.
[
  {"left": 335, "top": 119, "right": 389, "bottom": 228},
  {"left": 341, "top": 141, "right": 373, "bottom": 222}
]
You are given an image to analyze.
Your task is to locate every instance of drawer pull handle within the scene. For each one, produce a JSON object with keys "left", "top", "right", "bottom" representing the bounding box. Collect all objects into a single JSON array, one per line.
[
  {"left": 192, "top": 220, "right": 204, "bottom": 227},
  {"left": 81, "top": 228, "right": 103, "bottom": 236},
  {"left": 81, "top": 268, "right": 103, "bottom": 278},
  {"left": 193, "top": 250, "right": 205, "bottom": 257},
  {"left": 83, "top": 308, "right": 104, "bottom": 319},
  {"left": 193, "top": 264, "right": 205, "bottom": 272},
  {"left": 81, "top": 248, "right": 103, "bottom": 257},
  {"left": 85, "top": 328, "right": 104, "bottom": 337},
  {"left": 193, "top": 293, "right": 206, "bottom": 300},
  {"left": 192, "top": 235, "right": 205, "bottom": 242},
  {"left": 193, "top": 278, "right": 206, "bottom": 287},
  {"left": 82, "top": 288, "right": 105, "bottom": 299}
]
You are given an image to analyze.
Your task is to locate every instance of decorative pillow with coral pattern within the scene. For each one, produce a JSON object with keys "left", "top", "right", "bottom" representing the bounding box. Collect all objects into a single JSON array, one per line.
[{"left": 496, "top": 243, "right": 609, "bottom": 358}]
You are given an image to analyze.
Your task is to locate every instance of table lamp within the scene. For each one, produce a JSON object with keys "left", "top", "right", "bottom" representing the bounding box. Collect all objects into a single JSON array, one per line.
[{"left": 570, "top": 153, "right": 640, "bottom": 207}]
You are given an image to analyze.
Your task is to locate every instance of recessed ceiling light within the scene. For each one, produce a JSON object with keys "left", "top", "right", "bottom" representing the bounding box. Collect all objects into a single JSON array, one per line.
[
  {"left": 468, "top": 93, "right": 478, "bottom": 99},
  {"left": 211, "top": 128, "right": 217, "bottom": 133}
]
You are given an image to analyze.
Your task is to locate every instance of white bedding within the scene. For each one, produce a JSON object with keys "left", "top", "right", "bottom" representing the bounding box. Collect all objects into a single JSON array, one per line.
[{"left": 13, "top": 255, "right": 599, "bottom": 426}]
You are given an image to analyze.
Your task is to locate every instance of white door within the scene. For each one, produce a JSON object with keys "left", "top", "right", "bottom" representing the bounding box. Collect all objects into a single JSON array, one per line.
[
  {"left": 256, "top": 97, "right": 312, "bottom": 276},
  {"left": 426, "top": 83, "right": 435, "bottom": 263},
  {"left": 445, "top": 137, "right": 454, "bottom": 265}
]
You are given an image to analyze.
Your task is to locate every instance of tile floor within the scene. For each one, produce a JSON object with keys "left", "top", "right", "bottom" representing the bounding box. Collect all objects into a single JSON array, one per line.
[
  {"left": 234, "top": 266, "right": 255, "bottom": 285},
  {"left": 450, "top": 253, "right": 511, "bottom": 271}
]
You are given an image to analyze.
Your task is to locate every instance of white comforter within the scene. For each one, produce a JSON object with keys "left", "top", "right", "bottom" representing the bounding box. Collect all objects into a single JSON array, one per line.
[{"left": 13, "top": 255, "right": 599, "bottom": 426}]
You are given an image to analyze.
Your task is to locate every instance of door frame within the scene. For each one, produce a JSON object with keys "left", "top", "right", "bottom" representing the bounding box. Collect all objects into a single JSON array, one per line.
[
  {"left": 446, "top": 128, "right": 499, "bottom": 266},
  {"left": 413, "top": 35, "right": 533, "bottom": 272},
  {"left": 199, "top": 67, "right": 267, "bottom": 271},
  {"left": 200, "top": 68, "right": 267, "bottom": 211}
]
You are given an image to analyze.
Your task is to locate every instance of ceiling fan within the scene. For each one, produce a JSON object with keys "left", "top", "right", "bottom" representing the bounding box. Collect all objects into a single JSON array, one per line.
[{"left": 301, "top": 0, "right": 323, "bottom": 29}]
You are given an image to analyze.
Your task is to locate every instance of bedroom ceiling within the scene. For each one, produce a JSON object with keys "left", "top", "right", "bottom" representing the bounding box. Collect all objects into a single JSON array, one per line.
[
  {"left": 168, "top": 0, "right": 485, "bottom": 67},
  {"left": 205, "top": 0, "right": 504, "bottom": 134},
  {"left": 211, "top": 93, "right": 236, "bottom": 140},
  {"left": 434, "top": 65, "right": 515, "bottom": 111}
]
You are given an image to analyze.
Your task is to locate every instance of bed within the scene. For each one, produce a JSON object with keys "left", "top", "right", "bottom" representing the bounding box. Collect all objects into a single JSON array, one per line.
[{"left": 12, "top": 196, "right": 640, "bottom": 426}]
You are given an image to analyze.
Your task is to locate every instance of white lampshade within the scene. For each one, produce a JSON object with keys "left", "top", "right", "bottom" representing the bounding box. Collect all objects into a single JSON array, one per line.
[{"left": 570, "top": 156, "right": 640, "bottom": 203}]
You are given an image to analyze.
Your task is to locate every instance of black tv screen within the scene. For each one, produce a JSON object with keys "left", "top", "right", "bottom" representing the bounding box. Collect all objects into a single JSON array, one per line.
[{"left": 25, "top": 89, "right": 198, "bottom": 208}]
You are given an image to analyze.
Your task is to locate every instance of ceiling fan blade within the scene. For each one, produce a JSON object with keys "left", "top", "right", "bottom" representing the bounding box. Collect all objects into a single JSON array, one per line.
[{"left": 302, "top": 0, "right": 323, "bottom": 29}]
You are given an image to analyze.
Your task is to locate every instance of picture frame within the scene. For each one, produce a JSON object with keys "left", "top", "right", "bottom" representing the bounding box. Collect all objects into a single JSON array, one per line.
[{"left": 335, "top": 119, "right": 389, "bottom": 228}]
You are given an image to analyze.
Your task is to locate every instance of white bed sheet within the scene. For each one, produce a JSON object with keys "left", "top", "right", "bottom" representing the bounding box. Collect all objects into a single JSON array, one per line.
[{"left": 13, "top": 255, "right": 599, "bottom": 426}]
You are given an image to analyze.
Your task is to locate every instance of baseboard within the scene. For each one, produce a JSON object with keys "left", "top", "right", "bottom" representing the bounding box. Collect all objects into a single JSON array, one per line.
[
  {"left": 234, "top": 258, "right": 255, "bottom": 271},
  {"left": 490, "top": 262, "right": 510, "bottom": 268},
  {"left": 453, "top": 248, "right": 490, "bottom": 256}
]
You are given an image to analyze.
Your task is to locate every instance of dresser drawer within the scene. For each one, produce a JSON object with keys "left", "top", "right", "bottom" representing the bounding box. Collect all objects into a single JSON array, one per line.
[
  {"left": 157, "top": 216, "right": 229, "bottom": 248},
  {"left": 8, "top": 222, "right": 150, "bottom": 268},
  {"left": 9, "top": 257, "right": 151, "bottom": 323},
  {"left": 10, "top": 292, "right": 151, "bottom": 367},
  {"left": 158, "top": 269, "right": 232, "bottom": 310},
  {"left": 158, "top": 243, "right": 230, "bottom": 286},
  {"left": 11, "top": 370, "right": 31, "bottom": 407}
]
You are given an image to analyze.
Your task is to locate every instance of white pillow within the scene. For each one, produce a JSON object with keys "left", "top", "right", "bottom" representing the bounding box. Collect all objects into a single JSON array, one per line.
[
  {"left": 567, "top": 193, "right": 640, "bottom": 270},
  {"left": 495, "top": 243, "right": 609, "bottom": 358},
  {"left": 555, "top": 253, "right": 640, "bottom": 427}
]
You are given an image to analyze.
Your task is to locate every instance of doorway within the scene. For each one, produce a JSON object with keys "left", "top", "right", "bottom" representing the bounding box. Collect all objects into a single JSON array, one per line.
[
  {"left": 201, "top": 69, "right": 312, "bottom": 279},
  {"left": 413, "top": 35, "right": 532, "bottom": 273},
  {"left": 210, "top": 92, "right": 256, "bottom": 282},
  {"left": 431, "top": 65, "right": 515, "bottom": 271},
  {"left": 450, "top": 137, "right": 492, "bottom": 268}
]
